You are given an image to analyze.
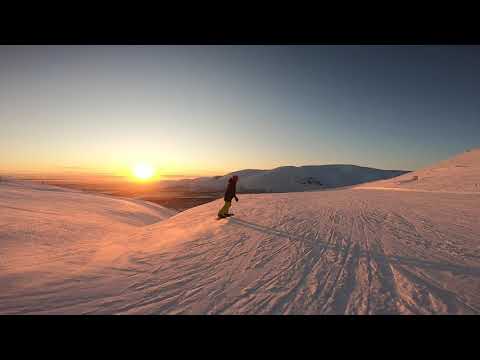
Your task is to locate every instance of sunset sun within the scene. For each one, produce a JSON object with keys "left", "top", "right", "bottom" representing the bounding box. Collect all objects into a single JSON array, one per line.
[{"left": 133, "top": 163, "right": 155, "bottom": 180}]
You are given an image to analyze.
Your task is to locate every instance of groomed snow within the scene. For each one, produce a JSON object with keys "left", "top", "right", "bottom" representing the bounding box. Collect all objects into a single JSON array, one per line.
[{"left": 1, "top": 150, "right": 479, "bottom": 314}]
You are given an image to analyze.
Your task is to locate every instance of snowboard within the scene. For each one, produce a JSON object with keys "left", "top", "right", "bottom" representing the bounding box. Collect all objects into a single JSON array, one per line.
[{"left": 217, "top": 213, "right": 234, "bottom": 220}]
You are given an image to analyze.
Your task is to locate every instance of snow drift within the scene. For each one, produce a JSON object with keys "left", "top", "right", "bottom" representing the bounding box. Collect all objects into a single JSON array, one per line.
[
  {"left": 159, "top": 165, "right": 407, "bottom": 192},
  {"left": 1, "top": 150, "right": 480, "bottom": 314}
]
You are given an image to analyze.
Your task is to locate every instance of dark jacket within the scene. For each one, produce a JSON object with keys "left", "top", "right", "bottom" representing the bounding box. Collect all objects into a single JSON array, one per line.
[{"left": 224, "top": 180, "right": 237, "bottom": 202}]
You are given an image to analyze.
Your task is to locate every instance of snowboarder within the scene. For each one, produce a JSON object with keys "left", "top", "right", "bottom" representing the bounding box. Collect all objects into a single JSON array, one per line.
[{"left": 218, "top": 175, "right": 239, "bottom": 218}]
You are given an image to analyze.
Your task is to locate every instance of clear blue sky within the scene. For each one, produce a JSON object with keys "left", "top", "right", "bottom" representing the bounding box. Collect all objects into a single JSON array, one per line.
[{"left": 1, "top": 45, "right": 479, "bottom": 177}]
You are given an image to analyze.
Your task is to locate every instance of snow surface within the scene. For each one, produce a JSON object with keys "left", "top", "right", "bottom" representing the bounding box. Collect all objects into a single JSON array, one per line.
[
  {"left": 0, "top": 180, "right": 176, "bottom": 314},
  {"left": 160, "top": 165, "right": 407, "bottom": 192},
  {"left": 356, "top": 149, "right": 480, "bottom": 193},
  {"left": 1, "top": 150, "right": 480, "bottom": 314}
]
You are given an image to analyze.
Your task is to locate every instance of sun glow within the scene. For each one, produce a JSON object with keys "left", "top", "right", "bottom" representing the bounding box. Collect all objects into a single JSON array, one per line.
[{"left": 133, "top": 163, "right": 155, "bottom": 180}]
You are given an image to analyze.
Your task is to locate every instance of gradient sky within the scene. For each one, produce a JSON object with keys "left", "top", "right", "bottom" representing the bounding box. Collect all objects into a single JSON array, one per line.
[{"left": 1, "top": 45, "right": 479, "bottom": 178}]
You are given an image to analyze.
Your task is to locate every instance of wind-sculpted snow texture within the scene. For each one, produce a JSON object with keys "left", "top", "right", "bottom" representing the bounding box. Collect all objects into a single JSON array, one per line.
[{"left": 0, "top": 180, "right": 176, "bottom": 314}]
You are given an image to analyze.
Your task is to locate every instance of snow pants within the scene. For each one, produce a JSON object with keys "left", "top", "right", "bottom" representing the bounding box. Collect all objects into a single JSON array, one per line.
[{"left": 218, "top": 200, "right": 232, "bottom": 217}]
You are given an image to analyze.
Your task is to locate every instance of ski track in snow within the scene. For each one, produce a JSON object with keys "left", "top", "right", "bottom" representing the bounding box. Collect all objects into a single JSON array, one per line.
[
  {"left": 3, "top": 188, "right": 479, "bottom": 315},
  {"left": 116, "top": 190, "right": 477, "bottom": 315},
  {"left": 1, "top": 150, "right": 480, "bottom": 315}
]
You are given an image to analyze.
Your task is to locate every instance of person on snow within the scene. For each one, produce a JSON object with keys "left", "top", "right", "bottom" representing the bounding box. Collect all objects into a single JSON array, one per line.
[{"left": 218, "top": 175, "right": 239, "bottom": 218}]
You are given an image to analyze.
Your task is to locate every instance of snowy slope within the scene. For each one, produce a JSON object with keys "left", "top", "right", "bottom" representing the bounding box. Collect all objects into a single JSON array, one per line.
[
  {"left": 356, "top": 148, "right": 480, "bottom": 193},
  {"left": 160, "top": 165, "right": 407, "bottom": 192},
  {"left": 116, "top": 191, "right": 480, "bottom": 315},
  {"left": 0, "top": 180, "right": 176, "bottom": 314},
  {"left": 1, "top": 150, "right": 479, "bottom": 314},
  {"left": 3, "top": 190, "right": 478, "bottom": 315}
]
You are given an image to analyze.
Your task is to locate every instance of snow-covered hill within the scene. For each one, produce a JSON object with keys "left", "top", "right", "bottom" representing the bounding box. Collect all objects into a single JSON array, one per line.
[
  {"left": 160, "top": 165, "right": 407, "bottom": 192},
  {"left": 0, "top": 180, "right": 175, "bottom": 314},
  {"left": 356, "top": 148, "right": 480, "bottom": 193},
  {"left": 1, "top": 150, "right": 479, "bottom": 314}
]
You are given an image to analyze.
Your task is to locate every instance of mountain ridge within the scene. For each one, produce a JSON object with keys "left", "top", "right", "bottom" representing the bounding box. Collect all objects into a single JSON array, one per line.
[{"left": 159, "top": 164, "right": 409, "bottom": 193}]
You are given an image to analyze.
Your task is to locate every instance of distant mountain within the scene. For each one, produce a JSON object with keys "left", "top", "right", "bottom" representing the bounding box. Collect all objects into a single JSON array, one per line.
[{"left": 159, "top": 165, "right": 409, "bottom": 193}]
